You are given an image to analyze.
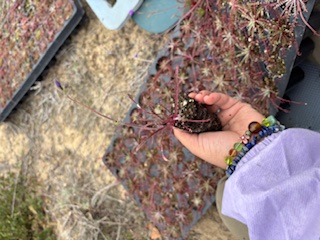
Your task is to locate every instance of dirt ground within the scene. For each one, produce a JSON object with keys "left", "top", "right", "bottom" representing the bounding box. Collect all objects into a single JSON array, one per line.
[{"left": 0, "top": 1, "right": 235, "bottom": 240}]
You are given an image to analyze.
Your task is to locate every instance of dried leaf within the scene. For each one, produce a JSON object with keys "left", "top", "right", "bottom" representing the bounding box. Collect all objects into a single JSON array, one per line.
[{"left": 147, "top": 223, "right": 161, "bottom": 240}]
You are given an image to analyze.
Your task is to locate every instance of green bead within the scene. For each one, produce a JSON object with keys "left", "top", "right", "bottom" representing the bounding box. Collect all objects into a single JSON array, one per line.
[
  {"left": 233, "top": 142, "right": 243, "bottom": 152},
  {"left": 262, "top": 115, "right": 277, "bottom": 127},
  {"left": 224, "top": 156, "right": 233, "bottom": 165}
]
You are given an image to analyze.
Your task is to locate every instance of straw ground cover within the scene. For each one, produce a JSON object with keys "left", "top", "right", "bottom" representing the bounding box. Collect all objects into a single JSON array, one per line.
[{"left": 0, "top": 1, "right": 234, "bottom": 239}]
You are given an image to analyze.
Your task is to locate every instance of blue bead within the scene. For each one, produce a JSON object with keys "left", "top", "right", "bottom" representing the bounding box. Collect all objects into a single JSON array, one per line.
[
  {"left": 234, "top": 156, "right": 241, "bottom": 162},
  {"left": 258, "top": 130, "right": 265, "bottom": 137},
  {"left": 242, "top": 146, "right": 249, "bottom": 152},
  {"left": 232, "top": 159, "right": 239, "bottom": 165},
  {"left": 238, "top": 151, "right": 245, "bottom": 157},
  {"left": 226, "top": 169, "right": 232, "bottom": 176},
  {"left": 273, "top": 126, "right": 280, "bottom": 132},
  {"left": 240, "top": 148, "right": 247, "bottom": 154},
  {"left": 229, "top": 165, "right": 236, "bottom": 171},
  {"left": 251, "top": 136, "right": 258, "bottom": 144},
  {"left": 267, "top": 128, "right": 273, "bottom": 135},
  {"left": 262, "top": 126, "right": 268, "bottom": 130},
  {"left": 245, "top": 143, "right": 253, "bottom": 149},
  {"left": 237, "top": 154, "right": 244, "bottom": 160}
]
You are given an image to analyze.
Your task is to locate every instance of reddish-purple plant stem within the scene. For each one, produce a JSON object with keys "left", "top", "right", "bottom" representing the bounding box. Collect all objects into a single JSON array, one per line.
[
  {"left": 174, "top": 66, "right": 180, "bottom": 119},
  {"left": 299, "top": 11, "right": 320, "bottom": 37},
  {"left": 127, "top": 94, "right": 164, "bottom": 121}
]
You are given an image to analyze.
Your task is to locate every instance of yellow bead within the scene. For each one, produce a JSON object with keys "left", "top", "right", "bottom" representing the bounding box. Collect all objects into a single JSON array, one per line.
[
  {"left": 262, "top": 118, "right": 270, "bottom": 127},
  {"left": 224, "top": 156, "right": 233, "bottom": 165},
  {"left": 262, "top": 115, "right": 277, "bottom": 127}
]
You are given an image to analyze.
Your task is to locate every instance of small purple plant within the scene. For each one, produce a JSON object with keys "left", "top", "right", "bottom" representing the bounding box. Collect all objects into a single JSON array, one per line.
[{"left": 54, "top": 80, "right": 63, "bottom": 90}]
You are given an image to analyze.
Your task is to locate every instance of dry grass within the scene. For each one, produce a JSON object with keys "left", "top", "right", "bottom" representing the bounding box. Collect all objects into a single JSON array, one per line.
[{"left": 0, "top": 1, "right": 235, "bottom": 239}]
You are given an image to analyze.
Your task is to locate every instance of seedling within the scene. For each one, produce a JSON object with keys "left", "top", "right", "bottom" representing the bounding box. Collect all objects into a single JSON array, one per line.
[{"left": 55, "top": 66, "right": 221, "bottom": 157}]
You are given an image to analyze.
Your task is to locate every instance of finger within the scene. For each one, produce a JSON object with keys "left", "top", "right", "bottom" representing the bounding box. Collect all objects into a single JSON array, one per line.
[
  {"left": 198, "top": 90, "right": 211, "bottom": 95},
  {"left": 195, "top": 90, "right": 211, "bottom": 102},
  {"left": 188, "top": 90, "right": 210, "bottom": 98},
  {"left": 188, "top": 92, "right": 197, "bottom": 98},
  {"left": 189, "top": 92, "right": 240, "bottom": 115},
  {"left": 189, "top": 91, "right": 221, "bottom": 113},
  {"left": 204, "top": 93, "right": 239, "bottom": 111}
]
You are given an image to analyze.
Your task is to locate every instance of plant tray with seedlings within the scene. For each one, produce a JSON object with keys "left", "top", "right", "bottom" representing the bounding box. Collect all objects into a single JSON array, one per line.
[
  {"left": 0, "top": 0, "right": 84, "bottom": 121},
  {"left": 103, "top": 70, "right": 225, "bottom": 239},
  {"left": 102, "top": 0, "right": 317, "bottom": 239}
]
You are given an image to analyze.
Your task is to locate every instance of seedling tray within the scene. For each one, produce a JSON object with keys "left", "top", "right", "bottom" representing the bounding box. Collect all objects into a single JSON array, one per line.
[
  {"left": 103, "top": 69, "right": 224, "bottom": 240},
  {"left": 0, "top": 0, "right": 84, "bottom": 121},
  {"left": 271, "top": 0, "right": 316, "bottom": 115},
  {"left": 277, "top": 61, "right": 320, "bottom": 131},
  {"left": 104, "top": 29, "right": 227, "bottom": 239}
]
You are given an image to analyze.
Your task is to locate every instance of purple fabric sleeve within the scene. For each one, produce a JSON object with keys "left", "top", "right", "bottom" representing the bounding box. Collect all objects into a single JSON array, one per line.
[{"left": 222, "top": 128, "right": 320, "bottom": 240}]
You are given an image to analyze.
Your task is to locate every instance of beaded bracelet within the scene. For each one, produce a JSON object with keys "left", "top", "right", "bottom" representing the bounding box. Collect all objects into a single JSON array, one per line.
[{"left": 225, "top": 115, "right": 285, "bottom": 177}]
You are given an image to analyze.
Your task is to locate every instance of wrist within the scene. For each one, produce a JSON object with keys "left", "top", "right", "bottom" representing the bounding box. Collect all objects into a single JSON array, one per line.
[{"left": 224, "top": 115, "right": 285, "bottom": 177}]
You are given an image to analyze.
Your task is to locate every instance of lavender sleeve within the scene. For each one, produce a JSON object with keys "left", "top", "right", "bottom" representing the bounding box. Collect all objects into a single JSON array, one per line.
[{"left": 222, "top": 128, "right": 320, "bottom": 240}]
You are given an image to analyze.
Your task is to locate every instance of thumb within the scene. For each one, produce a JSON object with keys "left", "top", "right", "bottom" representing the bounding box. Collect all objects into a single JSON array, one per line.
[
  {"left": 173, "top": 127, "right": 237, "bottom": 168},
  {"left": 173, "top": 128, "right": 200, "bottom": 152}
]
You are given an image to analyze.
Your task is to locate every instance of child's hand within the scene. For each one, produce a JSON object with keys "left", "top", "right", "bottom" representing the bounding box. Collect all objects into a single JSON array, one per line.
[{"left": 173, "top": 91, "right": 264, "bottom": 168}]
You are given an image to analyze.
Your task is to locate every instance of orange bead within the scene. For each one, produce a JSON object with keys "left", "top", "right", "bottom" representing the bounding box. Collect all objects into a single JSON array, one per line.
[
  {"left": 248, "top": 121, "right": 262, "bottom": 134},
  {"left": 229, "top": 149, "right": 238, "bottom": 157}
]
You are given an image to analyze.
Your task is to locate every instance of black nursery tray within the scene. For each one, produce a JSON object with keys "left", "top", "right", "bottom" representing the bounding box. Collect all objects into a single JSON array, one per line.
[
  {"left": 271, "top": 0, "right": 316, "bottom": 115},
  {"left": 103, "top": 63, "right": 224, "bottom": 240},
  {"left": 0, "top": 0, "right": 84, "bottom": 121},
  {"left": 104, "top": 28, "right": 227, "bottom": 240}
]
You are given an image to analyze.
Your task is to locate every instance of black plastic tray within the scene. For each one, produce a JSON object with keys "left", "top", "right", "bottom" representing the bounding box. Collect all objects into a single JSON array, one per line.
[
  {"left": 277, "top": 61, "right": 320, "bottom": 131},
  {"left": 271, "top": 0, "right": 316, "bottom": 115},
  {"left": 103, "top": 28, "right": 223, "bottom": 239},
  {"left": 0, "top": 0, "right": 85, "bottom": 121}
]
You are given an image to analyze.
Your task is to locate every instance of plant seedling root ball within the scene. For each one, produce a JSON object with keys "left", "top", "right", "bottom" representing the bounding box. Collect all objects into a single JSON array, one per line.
[{"left": 174, "top": 94, "right": 222, "bottom": 133}]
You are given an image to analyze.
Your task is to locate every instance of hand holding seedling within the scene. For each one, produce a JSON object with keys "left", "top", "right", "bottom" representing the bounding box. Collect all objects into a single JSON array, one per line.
[{"left": 173, "top": 91, "right": 264, "bottom": 168}]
